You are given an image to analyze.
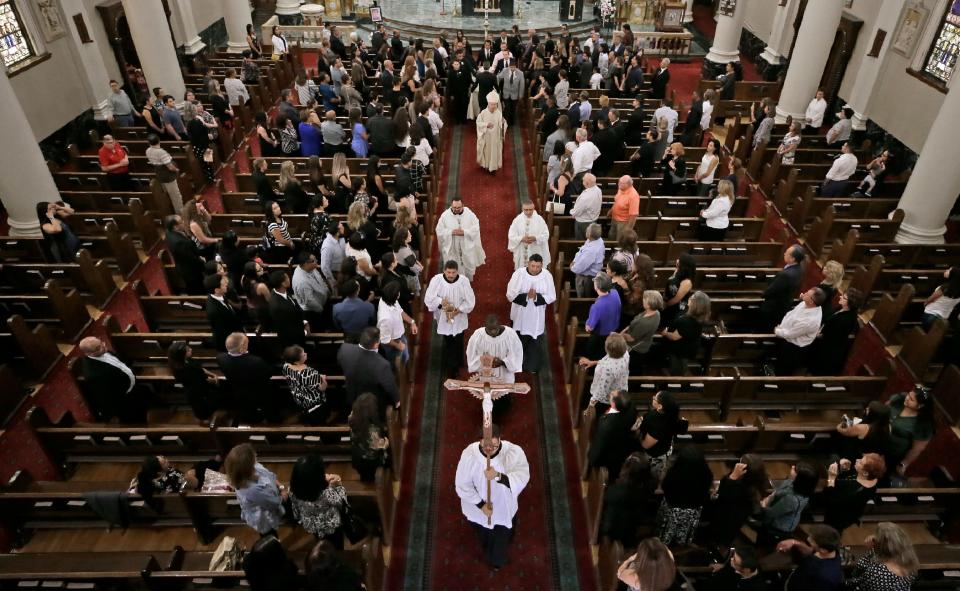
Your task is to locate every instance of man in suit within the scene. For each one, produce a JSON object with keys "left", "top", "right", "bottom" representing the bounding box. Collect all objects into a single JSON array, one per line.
[
  {"left": 367, "top": 104, "right": 395, "bottom": 156},
  {"left": 497, "top": 60, "right": 525, "bottom": 125},
  {"left": 587, "top": 390, "right": 635, "bottom": 481},
  {"left": 206, "top": 274, "right": 243, "bottom": 352},
  {"left": 329, "top": 26, "right": 347, "bottom": 59},
  {"left": 389, "top": 30, "right": 404, "bottom": 63},
  {"left": 251, "top": 158, "right": 280, "bottom": 208},
  {"left": 415, "top": 103, "right": 435, "bottom": 147},
  {"left": 371, "top": 24, "right": 386, "bottom": 53},
  {"left": 217, "top": 332, "right": 282, "bottom": 423},
  {"left": 164, "top": 215, "right": 205, "bottom": 295},
  {"left": 447, "top": 59, "right": 473, "bottom": 124},
  {"left": 267, "top": 270, "right": 308, "bottom": 347},
  {"left": 337, "top": 327, "right": 400, "bottom": 414},
  {"left": 475, "top": 64, "right": 497, "bottom": 111},
  {"left": 537, "top": 95, "right": 560, "bottom": 136},
  {"left": 78, "top": 337, "right": 148, "bottom": 422},
  {"left": 379, "top": 60, "right": 396, "bottom": 106},
  {"left": 478, "top": 39, "right": 495, "bottom": 68},
  {"left": 624, "top": 95, "right": 647, "bottom": 146},
  {"left": 760, "top": 245, "right": 805, "bottom": 331},
  {"left": 650, "top": 58, "right": 671, "bottom": 100},
  {"left": 591, "top": 117, "right": 625, "bottom": 178}
]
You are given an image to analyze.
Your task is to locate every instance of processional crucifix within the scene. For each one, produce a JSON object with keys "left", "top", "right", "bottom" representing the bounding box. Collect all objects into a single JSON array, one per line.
[{"left": 444, "top": 364, "right": 530, "bottom": 524}]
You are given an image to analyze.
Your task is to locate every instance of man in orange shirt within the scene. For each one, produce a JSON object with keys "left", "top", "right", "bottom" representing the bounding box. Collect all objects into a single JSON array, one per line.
[
  {"left": 608, "top": 175, "right": 639, "bottom": 239},
  {"left": 97, "top": 135, "right": 133, "bottom": 191}
]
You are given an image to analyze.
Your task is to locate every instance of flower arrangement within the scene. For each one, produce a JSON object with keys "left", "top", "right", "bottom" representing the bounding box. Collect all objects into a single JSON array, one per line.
[{"left": 599, "top": 0, "right": 616, "bottom": 23}]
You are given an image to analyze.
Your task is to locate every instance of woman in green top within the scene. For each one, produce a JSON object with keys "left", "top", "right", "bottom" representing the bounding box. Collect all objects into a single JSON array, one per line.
[{"left": 887, "top": 385, "right": 935, "bottom": 475}]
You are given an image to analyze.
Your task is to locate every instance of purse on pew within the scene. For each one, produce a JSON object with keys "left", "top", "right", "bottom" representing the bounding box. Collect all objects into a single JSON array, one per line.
[
  {"left": 340, "top": 500, "right": 368, "bottom": 544},
  {"left": 209, "top": 536, "right": 245, "bottom": 571},
  {"left": 546, "top": 193, "right": 566, "bottom": 215}
]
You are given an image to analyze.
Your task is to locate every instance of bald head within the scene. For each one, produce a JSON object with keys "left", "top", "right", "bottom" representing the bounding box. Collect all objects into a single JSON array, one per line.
[
  {"left": 583, "top": 173, "right": 597, "bottom": 188},
  {"left": 618, "top": 175, "right": 632, "bottom": 190},
  {"left": 575, "top": 128, "right": 587, "bottom": 142},
  {"left": 325, "top": 110, "right": 336, "bottom": 121},
  {"left": 225, "top": 332, "right": 248, "bottom": 354},
  {"left": 79, "top": 337, "right": 105, "bottom": 356}
]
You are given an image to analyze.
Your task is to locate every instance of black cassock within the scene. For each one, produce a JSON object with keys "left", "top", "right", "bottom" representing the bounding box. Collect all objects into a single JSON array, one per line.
[{"left": 448, "top": 68, "right": 472, "bottom": 123}]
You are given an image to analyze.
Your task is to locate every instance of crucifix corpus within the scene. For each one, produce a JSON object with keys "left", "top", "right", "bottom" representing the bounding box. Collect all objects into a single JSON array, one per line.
[{"left": 444, "top": 369, "right": 530, "bottom": 524}]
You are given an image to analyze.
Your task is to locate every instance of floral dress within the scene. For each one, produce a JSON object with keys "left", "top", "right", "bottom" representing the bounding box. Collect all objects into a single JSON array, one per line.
[{"left": 290, "top": 483, "right": 348, "bottom": 537}]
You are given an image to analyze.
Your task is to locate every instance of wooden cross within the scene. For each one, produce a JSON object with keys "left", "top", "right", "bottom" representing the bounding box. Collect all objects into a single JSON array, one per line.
[{"left": 443, "top": 371, "right": 530, "bottom": 524}]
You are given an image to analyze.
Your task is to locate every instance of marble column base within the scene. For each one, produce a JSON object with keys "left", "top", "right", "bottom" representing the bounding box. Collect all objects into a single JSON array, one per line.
[
  {"left": 895, "top": 221, "right": 946, "bottom": 245},
  {"left": 701, "top": 56, "right": 736, "bottom": 80},
  {"left": 7, "top": 217, "right": 41, "bottom": 238}
]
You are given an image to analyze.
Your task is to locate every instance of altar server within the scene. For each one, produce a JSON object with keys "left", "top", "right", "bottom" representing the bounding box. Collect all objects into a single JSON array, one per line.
[
  {"left": 507, "top": 200, "right": 551, "bottom": 270},
  {"left": 436, "top": 197, "right": 486, "bottom": 281},
  {"left": 424, "top": 260, "right": 476, "bottom": 373},
  {"left": 506, "top": 254, "right": 556, "bottom": 373},
  {"left": 466, "top": 314, "right": 524, "bottom": 385}
]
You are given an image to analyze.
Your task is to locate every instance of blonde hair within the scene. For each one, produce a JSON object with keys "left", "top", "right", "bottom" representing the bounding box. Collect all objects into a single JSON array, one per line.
[
  {"left": 822, "top": 260, "right": 844, "bottom": 287},
  {"left": 716, "top": 179, "right": 735, "bottom": 202},
  {"left": 598, "top": 95, "right": 610, "bottom": 107},
  {"left": 873, "top": 522, "right": 919, "bottom": 576},
  {"left": 670, "top": 142, "right": 685, "bottom": 157},
  {"left": 347, "top": 200, "right": 367, "bottom": 231},
  {"left": 331, "top": 152, "right": 350, "bottom": 184},
  {"left": 279, "top": 160, "right": 298, "bottom": 191},
  {"left": 643, "top": 290, "right": 664, "bottom": 311},
  {"left": 605, "top": 333, "right": 628, "bottom": 358},
  {"left": 224, "top": 443, "right": 257, "bottom": 488}
]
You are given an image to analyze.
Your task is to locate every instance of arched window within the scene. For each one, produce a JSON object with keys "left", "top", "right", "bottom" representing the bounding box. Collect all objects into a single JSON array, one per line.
[
  {"left": 923, "top": 0, "right": 960, "bottom": 84},
  {"left": 0, "top": 0, "right": 35, "bottom": 69}
]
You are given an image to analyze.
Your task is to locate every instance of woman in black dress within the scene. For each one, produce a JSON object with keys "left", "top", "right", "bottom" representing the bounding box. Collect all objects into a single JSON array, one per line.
[
  {"left": 709, "top": 454, "right": 772, "bottom": 549},
  {"left": 634, "top": 390, "right": 683, "bottom": 479},
  {"left": 186, "top": 109, "right": 216, "bottom": 184},
  {"left": 348, "top": 393, "right": 388, "bottom": 483},
  {"left": 659, "top": 141, "right": 687, "bottom": 195},
  {"left": 822, "top": 452, "right": 885, "bottom": 533},
  {"left": 661, "top": 290, "right": 710, "bottom": 376},
  {"left": 167, "top": 341, "right": 222, "bottom": 422},
  {"left": 657, "top": 446, "right": 713, "bottom": 546},
  {"left": 366, "top": 156, "right": 389, "bottom": 218},
  {"left": 255, "top": 111, "right": 280, "bottom": 157},
  {"left": 810, "top": 287, "right": 864, "bottom": 375},
  {"left": 661, "top": 253, "right": 696, "bottom": 329},
  {"left": 835, "top": 400, "right": 910, "bottom": 470},
  {"left": 600, "top": 453, "right": 656, "bottom": 549}
]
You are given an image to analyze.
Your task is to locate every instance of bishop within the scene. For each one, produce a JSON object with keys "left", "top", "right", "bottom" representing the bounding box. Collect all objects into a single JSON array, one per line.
[{"left": 476, "top": 90, "right": 507, "bottom": 173}]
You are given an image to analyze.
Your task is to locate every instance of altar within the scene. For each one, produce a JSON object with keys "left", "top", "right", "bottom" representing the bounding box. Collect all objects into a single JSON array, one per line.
[{"left": 461, "top": 0, "right": 514, "bottom": 17}]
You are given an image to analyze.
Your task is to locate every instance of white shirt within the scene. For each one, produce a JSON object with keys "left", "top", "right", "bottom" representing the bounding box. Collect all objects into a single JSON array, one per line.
[
  {"left": 376, "top": 299, "right": 406, "bottom": 343},
  {"left": 427, "top": 109, "right": 444, "bottom": 137},
  {"left": 506, "top": 267, "right": 557, "bottom": 338},
  {"left": 700, "top": 195, "right": 732, "bottom": 229},
  {"left": 805, "top": 97, "right": 827, "bottom": 128},
  {"left": 700, "top": 100, "right": 714, "bottom": 131},
  {"left": 345, "top": 244, "right": 374, "bottom": 278},
  {"left": 652, "top": 106, "right": 678, "bottom": 143},
  {"left": 825, "top": 153, "right": 858, "bottom": 181},
  {"left": 571, "top": 141, "right": 601, "bottom": 174},
  {"left": 571, "top": 185, "right": 603, "bottom": 222},
  {"left": 423, "top": 273, "right": 476, "bottom": 336},
  {"left": 925, "top": 292, "right": 960, "bottom": 319},
  {"left": 455, "top": 440, "right": 530, "bottom": 529},
  {"left": 413, "top": 138, "right": 433, "bottom": 166},
  {"left": 775, "top": 302, "right": 822, "bottom": 347},
  {"left": 696, "top": 153, "right": 719, "bottom": 185},
  {"left": 272, "top": 34, "right": 288, "bottom": 54},
  {"left": 292, "top": 266, "right": 329, "bottom": 313}
]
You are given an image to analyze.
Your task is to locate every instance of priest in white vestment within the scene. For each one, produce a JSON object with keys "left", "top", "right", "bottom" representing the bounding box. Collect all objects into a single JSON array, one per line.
[
  {"left": 455, "top": 425, "right": 530, "bottom": 569},
  {"left": 506, "top": 254, "right": 556, "bottom": 373},
  {"left": 423, "top": 260, "right": 476, "bottom": 374},
  {"left": 476, "top": 90, "right": 507, "bottom": 173},
  {"left": 435, "top": 197, "right": 486, "bottom": 281},
  {"left": 507, "top": 200, "right": 551, "bottom": 271}
]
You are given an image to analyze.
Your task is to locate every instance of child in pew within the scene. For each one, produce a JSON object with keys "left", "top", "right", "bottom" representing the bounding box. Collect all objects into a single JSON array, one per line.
[{"left": 132, "top": 454, "right": 231, "bottom": 501}]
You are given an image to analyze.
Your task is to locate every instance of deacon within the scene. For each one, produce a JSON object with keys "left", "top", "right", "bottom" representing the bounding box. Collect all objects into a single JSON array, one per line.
[
  {"left": 506, "top": 254, "right": 556, "bottom": 373},
  {"left": 466, "top": 314, "right": 524, "bottom": 385},
  {"left": 455, "top": 424, "right": 530, "bottom": 570},
  {"left": 424, "top": 260, "right": 477, "bottom": 374},
  {"left": 436, "top": 197, "right": 487, "bottom": 281},
  {"left": 507, "top": 200, "right": 551, "bottom": 271},
  {"left": 476, "top": 91, "right": 507, "bottom": 173}
]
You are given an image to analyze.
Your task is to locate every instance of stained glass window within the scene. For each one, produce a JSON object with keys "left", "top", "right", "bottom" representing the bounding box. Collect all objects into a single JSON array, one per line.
[
  {"left": 0, "top": 0, "right": 34, "bottom": 69},
  {"left": 923, "top": 0, "right": 960, "bottom": 84}
]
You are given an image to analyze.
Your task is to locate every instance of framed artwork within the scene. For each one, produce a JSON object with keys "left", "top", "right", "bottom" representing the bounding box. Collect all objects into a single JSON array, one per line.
[
  {"left": 718, "top": 0, "right": 737, "bottom": 18},
  {"left": 844, "top": 0, "right": 854, "bottom": 8},
  {"left": 370, "top": 5, "right": 382, "bottom": 22},
  {"left": 32, "top": 0, "right": 66, "bottom": 42},
  {"left": 891, "top": 2, "right": 930, "bottom": 57}
]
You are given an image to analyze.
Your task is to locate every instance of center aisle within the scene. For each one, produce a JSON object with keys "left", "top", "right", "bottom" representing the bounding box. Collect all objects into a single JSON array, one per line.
[{"left": 395, "top": 120, "right": 597, "bottom": 590}]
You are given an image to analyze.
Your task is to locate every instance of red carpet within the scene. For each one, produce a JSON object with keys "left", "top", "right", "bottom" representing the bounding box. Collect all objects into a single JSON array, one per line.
[{"left": 425, "top": 126, "right": 560, "bottom": 589}]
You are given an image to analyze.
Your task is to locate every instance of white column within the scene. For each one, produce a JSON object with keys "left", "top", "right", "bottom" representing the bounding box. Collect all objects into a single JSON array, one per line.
[
  {"left": 894, "top": 82, "right": 960, "bottom": 245},
  {"left": 774, "top": 0, "right": 843, "bottom": 123},
  {"left": 704, "top": 0, "right": 746, "bottom": 66},
  {"left": 845, "top": 0, "right": 900, "bottom": 131},
  {"left": 120, "top": 0, "right": 186, "bottom": 101},
  {"left": 170, "top": 0, "right": 205, "bottom": 55},
  {"left": 0, "top": 68, "right": 60, "bottom": 237},
  {"left": 683, "top": 0, "right": 695, "bottom": 24},
  {"left": 224, "top": 0, "right": 253, "bottom": 53},
  {"left": 276, "top": 0, "right": 302, "bottom": 16},
  {"left": 60, "top": 0, "right": 113, "bottom": 120},
  {"left": 760, "top": 0, "right": 798, "bottom": 66}
]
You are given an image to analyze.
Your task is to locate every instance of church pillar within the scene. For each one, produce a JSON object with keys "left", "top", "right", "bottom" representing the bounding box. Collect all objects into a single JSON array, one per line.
[
  {"left": 894, "top": 82, "right": 960, "bottom": 245},
  {"left": 759, "top": 0, "right": 798, "bottom": 80},
  {"left": 170, "top": 0, "right": 206, "bottom": 56},
  {"left": 683, "top": 0, "right": 695, "bottom": 24},
  {"left": 224, "top": 0, "right": 253, "bottom": 53},
  {"left": 0, "top": 68, "right": 60, "bottom": 237},
  {"left": 60, "top": 0, "right": 113, "bottom": 120},
  {"left": 702, "top": 0, "right": 746, "bottom": 78},
  {"left": 275, "top": 0, "right": 303, "bottom": 25},
  {"left": 774, "top": 0, "right": 843, "bottom": 124},
  {"left": 845, "top": 0, "right": 900, "bottom": 131},
  {"left": 120, "top": 0, "right": 186, "bottom": 101}
]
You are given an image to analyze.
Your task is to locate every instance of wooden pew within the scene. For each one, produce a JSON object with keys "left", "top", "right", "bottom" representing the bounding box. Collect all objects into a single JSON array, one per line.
[
  {"left": 0, "top": 278, "right": 92, "bottom": 342},
  {"left": 0, "top": 249, "right": 118, "bottom": 308}
]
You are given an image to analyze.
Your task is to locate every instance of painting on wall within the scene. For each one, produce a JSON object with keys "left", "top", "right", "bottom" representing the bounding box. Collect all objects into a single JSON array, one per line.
[
  {"left": 32, "top": 0, "right": 66, "bottom": 42},
  {"left": 718, "top": 0, "right": 737, "bottom": 17},
  {"left": 891, "top": 1, "right": 930, "bottom": 58}
]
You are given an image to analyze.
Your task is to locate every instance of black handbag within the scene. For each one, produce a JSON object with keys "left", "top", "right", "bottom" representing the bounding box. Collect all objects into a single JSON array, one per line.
[{"left": 340, "top": 500, "right": 367, "bottom": 543}]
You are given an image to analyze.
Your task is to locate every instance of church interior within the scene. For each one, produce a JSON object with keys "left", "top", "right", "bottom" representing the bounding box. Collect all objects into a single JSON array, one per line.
[{"left": 0, "top": 0, "right": 959, "bottom": 589}]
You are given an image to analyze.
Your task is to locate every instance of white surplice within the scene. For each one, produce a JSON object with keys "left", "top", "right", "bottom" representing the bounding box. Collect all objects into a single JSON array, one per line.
[
  {"left": 435, "top": 207, "right": 486, "bottom": 280},
  {"left": 506, "top": 267, "right": 557, "bottom": 338},
  {"left": 507, "top": 212, "right": 551, "bottom": 270},
  {"left": 455, "top": 440, "right": 530, "bottom": 529},
  {"left": 465, "top": 325, "right": 524, "bottom": 384},
  {"left": 423, "top": 273, "right": 476, "bottom": 336}
]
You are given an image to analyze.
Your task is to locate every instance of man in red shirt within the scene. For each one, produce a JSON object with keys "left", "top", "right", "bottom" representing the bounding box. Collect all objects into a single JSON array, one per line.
[
  {"left": 98, "top": 135, "right": 133, "bottom": 191},
  {"left": 608, "top": 175, "right": 640, "bottom": 239}
]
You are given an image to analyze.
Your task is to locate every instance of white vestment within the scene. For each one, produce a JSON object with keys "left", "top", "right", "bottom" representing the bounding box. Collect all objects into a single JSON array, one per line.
[
  {"left": 465, "top": 325, "right": 524, "bottom": 384},
  {"left": 476, "top": 92, "right": 507, "bottom": 172},
  {"left": 455, "top": 440, "right": 530, "bottom": 529},
  {"left": 506, "top": 268, "right": 557, "bottom": 338},
  {"left": 423, "top": 273, "right": 476, "bottom": 336},
  {"left": 435, "top": 207, "right": 486, "bottom": 280},
  {"left": 507, "top": 212, "right": 551, "bottom": 270}
]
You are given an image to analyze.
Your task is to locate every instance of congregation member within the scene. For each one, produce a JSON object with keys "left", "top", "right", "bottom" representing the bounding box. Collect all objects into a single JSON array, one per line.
[
  {"left": 804, "top": 89, "right": 827, "bottom": 132},
  {"left": 609, "top": 174, "right": 640, "bottom": 239},
  {"left": 697, "top": 178, "right": 734, "bottom": 240},
  {"left": 337, "top": 327, "right": 399, "bottom": 412},
  {"left": 97, "top": 135, "right": 132, "bottom": 190},
  {"left": 821, "top": 142, "right": 859, "bottom": 197},
  {"left": 217, "top": 333, "right": 281, "bottom": 423},
  {"left": 77, "top": 336, "right": 147, "bottom": 423},
  {"left": 205, "top": 274, "right": 244, "bottom": 352},
  {"left": 584, "top": 273, "right": 622, "bottom": 361},
  {"left": 570, "top": 223, "right": 606, "bottom": 298},
  {"left": 165, "top": 214, "right": 206, "bottom": 295},
  {"left": 587, "top": 387, "right": 634, "bottom": 480},
  {"left": 146, "top": 134, "right": 185, "bottom": 212},
  {"left": 292, "top": 252, "right": 329, "bottom": 329},
  {"left": 332, "top": 279, "right": 376, "bottom": 343},
  {"left": 570, "top": 173, "right": 602, "bottom": 239},
  {"left": 268, "top": 270, "right": 308, "bottom": 347},
  {"left": 107, "top": 80, "right": 136, "bottom": 126},
  {"left": 767, "top": 287, "right": 826, "bottom": 376},
  {"left": 826, "top": 107, "right": 854, "bottom": 147},
  {"left": 760, "top": 246, "right": 805, "bottom": 331}
]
